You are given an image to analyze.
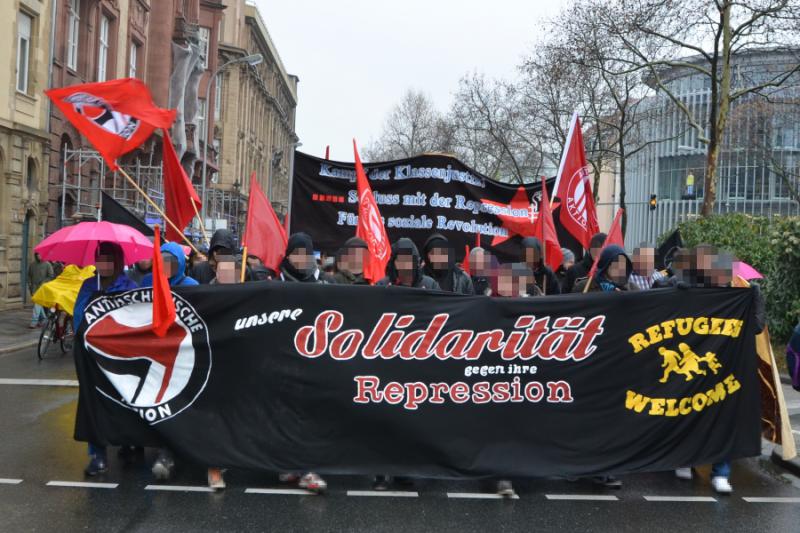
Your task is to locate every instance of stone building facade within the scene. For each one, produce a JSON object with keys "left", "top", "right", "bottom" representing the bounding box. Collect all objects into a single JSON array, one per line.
[{"left": 0, "top": 0, "right": 54, "bottom": 308}]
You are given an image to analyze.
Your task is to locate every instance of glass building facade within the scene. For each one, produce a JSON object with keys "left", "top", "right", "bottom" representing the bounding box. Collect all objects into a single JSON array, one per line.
[{"left": 623, "top": 48, "right": 800, "bottom": 246}]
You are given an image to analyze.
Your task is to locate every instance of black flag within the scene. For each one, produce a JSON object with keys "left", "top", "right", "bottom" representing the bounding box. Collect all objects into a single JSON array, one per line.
[
  {"left": 657, "top": 228, "right": 683, "bottom": 270},
  {"left": 101, "top": 192, "right": 154, "bottom": 237}
]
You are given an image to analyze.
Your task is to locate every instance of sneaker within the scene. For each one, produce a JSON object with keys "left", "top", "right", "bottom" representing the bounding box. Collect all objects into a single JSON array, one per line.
[
  {"left": 675, "top": 467, "right": 693, "bottom": 480},
  {"left": 278, "top": 473, "right": 300, "bottom": 484},
  {"left": 152, "top": 453, "right": 175, "bottom": 481},
  {"left": 84, "top": 456, "right": 108, "bottom": 477},
  {"left": 207, "top": 468, "right": 226, "bottom": 490},
  {"left": 711, "top": 476, "right": 733, "bottom": 494},
  {"left": 496, "top": 479, "right": 515, "bottom": 497},
  {"left": 592, "top": 475, "right": 622, "bottom": 489},
  {"left": 298, "top": 472, "right": 327, "bottom": 493},
  {"left": 373, "top": 475, "right": 390, "bottom": 491}
]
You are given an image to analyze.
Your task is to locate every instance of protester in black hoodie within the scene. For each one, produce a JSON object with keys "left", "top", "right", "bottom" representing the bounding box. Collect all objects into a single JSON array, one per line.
[
  {"left": 192, "top": 229, "right": 236, "bottom": 284},
  {"left": 333, "top": 237, "right": 369, "bottom": 285},
  {"left": 563, "top": 232, "right": 606, "bottom": 293},
  {"left": 421, "top": 233, "right": 473, "bottom": 294},
  {"left": 520, "top": 237, "right": 561, "bottom": 295},
  {"left": 377, "top": 238, "right": 439, "bottom": 289},
  {"left": 279, "top": 232, "right": 335, "bottom": 284}
]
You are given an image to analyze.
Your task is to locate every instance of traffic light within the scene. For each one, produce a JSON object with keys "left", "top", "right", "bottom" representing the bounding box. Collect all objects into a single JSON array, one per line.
[{"left": 649, "top": 194, "right": 657, "bottom": 211}]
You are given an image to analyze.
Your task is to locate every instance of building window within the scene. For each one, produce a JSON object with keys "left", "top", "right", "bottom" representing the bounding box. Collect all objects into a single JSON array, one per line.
[
  {"left": 214, "top": 73, "right": 222, "bottom": 120},
  {"left": 129, "top": 42, "right": 138, "bottom": 78},
  {"left": 16, "top": 11, "right": 32, "bottom": 93},
  {"left": 66, "top": 0, "right": 80, "bottom": 71},
  {"left": 198, "top": 100, "right": 207, "bottom": 144},
  {"left": 97, "top": 15, "right": 110, "bottom": 82},
  {"left": 198, "top": 27, "right": 210, "bottom": 69}
]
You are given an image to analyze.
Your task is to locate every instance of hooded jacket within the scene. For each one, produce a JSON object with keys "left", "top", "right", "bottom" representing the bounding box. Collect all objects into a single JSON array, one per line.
[
  {"left": 280, "top": 233, "right": 334, "bottom": 283},
  {"left": 564, "top": 232, "right": 607, "bottom": 293},
  {"left": 192, "top": 229, "right": 237, "bottom": 284},
  {"left": 420, "top": 233, "right": 473, "bottom": 295},
  {"left": 378, "top": 238, "right": 440, "bottom": 290},
  {"left": 573, "top": 245, "right": 634, "bottom": 293},
  {"left": 140, "top": 242, "right": 199, "bottom": 288},
  {"left": 74, "top": 243, "right": 138, "bottom": 328},
  {"left": 519, "top": 237, "right": 561, "bottom": 295},
  {"left": 333, "top": 236, "right": 369, "bottom": 285}
]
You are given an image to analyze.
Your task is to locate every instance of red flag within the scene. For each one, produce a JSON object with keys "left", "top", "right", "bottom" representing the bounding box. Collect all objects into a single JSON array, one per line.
[
  {"left": 243, "top": 172, "right": 288, "bottom": 272},
  {"left": 462, "top": 244, "right": 471, "bottom": 275},
  {"left": 151, "top": 226, "right": 176, "bottom": 339},
  {"left": 475, "top": 231, "right": 481, "bottom": 248},
  {"left": 325, "top": 145, "right": 330, "bottom": 160},
  {"left": 553, "top": 112, "right": 599, "bottom": 249},
  {"left": 532, "top": 176, "right": 563, "bottom": 272},
  {"left": 587, "top": 208, "right": 625, "bottom": 281},
  {"left": 353, "top": 140, "right": 390, "bottom": 284},
  {"left": 46, "top": 78, "right": 175, "bottom": 170},
  {"left": 162, "top": 131, "right": 201, "bottom": 242}
]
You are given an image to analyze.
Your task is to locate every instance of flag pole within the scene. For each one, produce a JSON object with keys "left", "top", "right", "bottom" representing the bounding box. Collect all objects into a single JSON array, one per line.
[
  {"left": 117, "top": 167, "right": 200, "bottom": 255},
  {"left": 540, "top": 176, "right": 548, "bottom": 296},
  {"left": 240, "top": 245, "right": 248, "bottom": 283},
  {"left": 191, "top": 200, "right": 210, "bottom": 247}
]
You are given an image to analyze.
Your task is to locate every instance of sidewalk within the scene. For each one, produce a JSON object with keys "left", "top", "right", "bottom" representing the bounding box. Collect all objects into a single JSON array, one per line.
[{"left": 0, "top": 307, "right": 42, "bottom": 355}]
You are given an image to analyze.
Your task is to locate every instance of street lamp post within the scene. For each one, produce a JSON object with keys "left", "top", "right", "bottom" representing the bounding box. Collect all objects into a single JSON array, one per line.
[{"left": 200, "top": 53, "right": 263, "bottom": 238}]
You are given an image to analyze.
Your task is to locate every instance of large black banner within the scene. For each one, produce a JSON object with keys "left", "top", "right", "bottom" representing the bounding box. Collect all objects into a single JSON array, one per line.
[
  {"left": 75, "top": 284, "right": 760, "bottom": 478},
  {"left": 290, "top": 151, "right": 581, "bottom": 261}
]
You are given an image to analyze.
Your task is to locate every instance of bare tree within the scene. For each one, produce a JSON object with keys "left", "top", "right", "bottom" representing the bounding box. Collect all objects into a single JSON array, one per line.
[
  {"left": 595, "top": 0, "right": 800, "bottom": 216},
  {"left": 364, "top": 89, "right": 453, "bottom": 161}
]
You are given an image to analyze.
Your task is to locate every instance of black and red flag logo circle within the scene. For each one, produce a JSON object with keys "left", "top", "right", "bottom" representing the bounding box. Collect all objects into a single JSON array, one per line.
[{"left": 83, "top": 289, "right": 212, "bottom": 424}]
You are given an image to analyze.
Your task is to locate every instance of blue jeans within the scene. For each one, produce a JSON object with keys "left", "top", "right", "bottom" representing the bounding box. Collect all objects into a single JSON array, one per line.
[
  {"left": 88, "top": 442, "right": 107, "bottom": 460},
  {"left": 711, "top": 461, "right": 731, "bottom": 479},
  {"left": 30, "top": 304, "right": 46, "bottom": 325}
]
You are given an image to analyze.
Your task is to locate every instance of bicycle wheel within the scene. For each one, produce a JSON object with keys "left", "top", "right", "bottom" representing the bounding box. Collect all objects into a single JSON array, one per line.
[
  {"left": 60, "top": 319, "right": 74, "bottom": 354},
  {"left": 37, "top": 315, "right": 56, "bottom": 361}
]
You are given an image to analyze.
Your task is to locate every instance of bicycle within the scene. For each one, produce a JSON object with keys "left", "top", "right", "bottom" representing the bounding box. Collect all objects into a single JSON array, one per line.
[{"left": 37, "top": 307, "right": 74, "bottom": 361}]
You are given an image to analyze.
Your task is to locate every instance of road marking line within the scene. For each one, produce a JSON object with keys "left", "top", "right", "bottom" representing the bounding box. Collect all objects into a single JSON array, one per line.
[
  {"left": 144, "top": 485, "right": 216, "bottom": 493},
  {"left": 545, "top": 494, "right": 619, "bottom": 501},
  {"left": 0, "top": 479, "right": 23, "bottom": 485},
  {"left": 447, "top": 492, "right": 520, "bottom": 500},
  {"left": 0, "top": 378, "right": 79, "bottom": 387},
  {"left": 347, "top": 490, "right": 418, "bottom": 497},
  {"left": 245, "top": 488, "right": 317, "bottom": 496},
  {"left": 644, "top": 496, "right": 717, "bottom": 502},
  {"left": 47, "top": 481, "right": 117, "bottom": 489},
  {"left": 743, "top": 497, "right": 800, "bottom": 503}
]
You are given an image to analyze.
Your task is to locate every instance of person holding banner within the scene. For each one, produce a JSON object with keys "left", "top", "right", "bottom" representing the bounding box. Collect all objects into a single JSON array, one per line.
[
  {"left": 139, "top": 243, "right": 198, "bottom": 288},
  {"left": 468, "top": 247, "right": 497, "bottom": 296},
  {"left": 564, "top": 232, "right": 606, "bottom": 293},
  {"left": 629, "top": 245, "right": 666, "bottom": 290},
  {"left": 333, "top": 237, "right": 370, "bottom": 285},
  {"left": 378, "top": 238, "right": 440, "bottom": 289},
  {"left": 74, "top": 242, "right": 140, "bottom": 476},
  {"left": 279, "top": 233, "right": 335, "bottom": 284},
  {"left": 520, "top": 237, "right": 561, "bottom": 295},
  {"left": 495, "top": 263, "right": 538, "bottom": 298},
  {"left": 193, "top": 229, "right": 237, "bottom": 284},
  {"left": 421, "top": 234, "right": 473, "bottom": 294},
  {"left": 572, "top": 245, "right": 635, "bottom": 293},
  {"left": 555, "top": 248, "right": 575, "bottom": 291}
]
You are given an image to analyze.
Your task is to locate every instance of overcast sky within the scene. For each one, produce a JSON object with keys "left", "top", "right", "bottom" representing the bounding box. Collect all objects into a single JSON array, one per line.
[{"left": 253, "top": 0, "right": 568, "bottom": 160}]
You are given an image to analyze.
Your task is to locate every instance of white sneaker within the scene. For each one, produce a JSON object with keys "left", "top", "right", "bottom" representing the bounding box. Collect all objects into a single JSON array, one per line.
[
  {"left": 711, "top": 476, "right": 733, "bottom": 494},
  {"left": 298, "top": 472, "right": 327, "bottom": 493},
  {"left": 207, "top": 468, "right": 226, "bottom": 490},
  {"left": 675, "top": 467, "right": 693, "bottom": 480}
]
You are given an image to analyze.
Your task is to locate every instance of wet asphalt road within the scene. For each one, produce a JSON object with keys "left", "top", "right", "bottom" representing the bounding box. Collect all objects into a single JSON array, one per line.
[{"left": 1, "top": 346, "right": 799, "bottom": 533}]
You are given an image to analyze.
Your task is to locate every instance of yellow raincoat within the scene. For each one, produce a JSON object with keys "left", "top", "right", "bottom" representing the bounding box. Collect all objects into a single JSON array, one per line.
[{"left": 32, "top": 265, "right": 96, "bottom": 316}]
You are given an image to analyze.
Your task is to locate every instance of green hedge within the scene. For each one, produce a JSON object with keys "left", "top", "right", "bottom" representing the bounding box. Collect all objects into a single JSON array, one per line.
[{"left": 664, "top": 213, "right": 800, "bottom": 343}]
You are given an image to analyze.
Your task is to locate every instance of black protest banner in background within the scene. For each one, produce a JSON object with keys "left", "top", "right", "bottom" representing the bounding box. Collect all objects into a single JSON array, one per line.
[
  {"left": 74, "top": 284, "right": 760, "bottom": 478},
  {"left": 101, "top": 192, "right": 155, "bottom": 237},
  {"left": 290, "top": 151, "right": 583, "bottom": 262}
]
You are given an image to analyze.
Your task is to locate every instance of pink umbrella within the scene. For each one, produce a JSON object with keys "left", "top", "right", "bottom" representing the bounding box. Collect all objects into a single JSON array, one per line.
[
  {"left": 35, "top": 221, "right": 154, "bottom": 267},
  {"left": 733, "top": 261, "right": 763, "bottom": 280}
]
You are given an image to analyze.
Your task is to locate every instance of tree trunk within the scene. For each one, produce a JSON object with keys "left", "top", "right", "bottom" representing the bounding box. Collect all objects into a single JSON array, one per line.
[
  {"left": 702, "top": 2, "right": 732, "bottom": 216},
  {"left": 619, "top": 146, "right": 627, "bottom": 237}
]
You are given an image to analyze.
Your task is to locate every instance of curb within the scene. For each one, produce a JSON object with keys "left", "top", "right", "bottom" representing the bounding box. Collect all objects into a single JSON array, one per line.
[
  {"left": 771, "top": 449, "right": 800, "bottom": 478},
  {"left": 0, "top": 339, "right": 38, "bottom": 356}
]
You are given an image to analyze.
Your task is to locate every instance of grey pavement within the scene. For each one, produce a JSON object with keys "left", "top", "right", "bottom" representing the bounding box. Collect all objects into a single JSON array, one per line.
[
  {"left": 0, "top": 344, "right": 799, "bottom": 532},
  {"left": 0, "top": 307, "right": 42, "bottom": 354}
]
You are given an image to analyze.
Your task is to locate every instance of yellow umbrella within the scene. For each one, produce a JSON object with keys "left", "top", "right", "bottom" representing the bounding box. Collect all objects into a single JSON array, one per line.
[{"left": 32, "top": 265, "right": 96, "bottom": 316}]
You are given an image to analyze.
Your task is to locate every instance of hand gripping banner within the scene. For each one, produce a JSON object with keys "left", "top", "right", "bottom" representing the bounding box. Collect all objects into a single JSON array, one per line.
[{"left": 74, "top": 284, "right": 761, "bottom": 478}]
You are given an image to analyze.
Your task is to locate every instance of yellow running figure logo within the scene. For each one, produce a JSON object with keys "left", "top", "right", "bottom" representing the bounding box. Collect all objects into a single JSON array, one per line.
[{"left": 658, "top": 343, "right": 722, "bottom": 383}]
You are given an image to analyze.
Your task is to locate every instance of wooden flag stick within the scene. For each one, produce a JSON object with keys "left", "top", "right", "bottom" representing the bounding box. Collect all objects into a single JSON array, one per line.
[
  {"left": 240, "top": 245, "right": 248, "bottom": 283},
  {"left": 191, "top": 199, "right": 210, "bottom": 247},
  {"left": 117, "top": 167, "right": 200, "bottom": 255}
]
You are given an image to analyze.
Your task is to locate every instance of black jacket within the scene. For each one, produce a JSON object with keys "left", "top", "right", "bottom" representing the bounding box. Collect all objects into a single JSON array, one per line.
[
  {"left": 421, "top": 233, "right": 473, "bottom": 295},
  {"left": 564, "top": 253, "right": 594, "bottom": 293},
  {"left": 379, "top": 238, "right": 441, "bottom": 290}
]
